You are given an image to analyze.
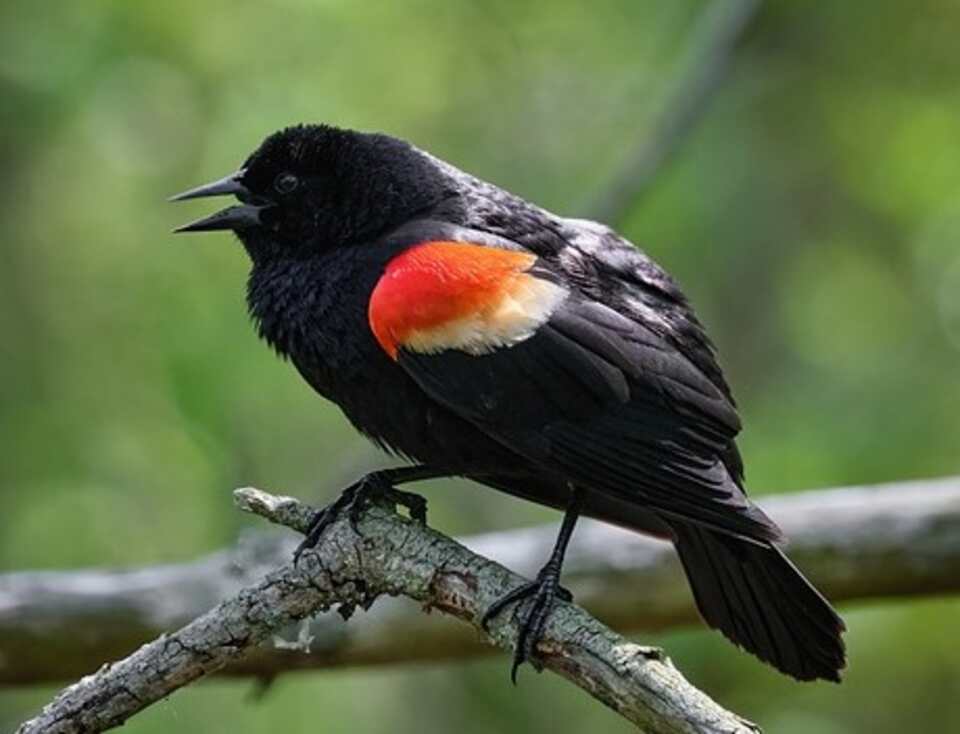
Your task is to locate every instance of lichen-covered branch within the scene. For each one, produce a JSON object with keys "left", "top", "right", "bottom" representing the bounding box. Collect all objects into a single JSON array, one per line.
[
  {"left": 4, "top": 477, "right": 960, "bottom": 687},
  {"left": 15, "top": 488, "right": 759, "bottom": 734}
]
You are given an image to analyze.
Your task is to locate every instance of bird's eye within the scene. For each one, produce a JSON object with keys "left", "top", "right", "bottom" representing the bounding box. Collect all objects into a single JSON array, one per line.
[{"left": 273, "top": 172, "right": 299, "bottom": 194}]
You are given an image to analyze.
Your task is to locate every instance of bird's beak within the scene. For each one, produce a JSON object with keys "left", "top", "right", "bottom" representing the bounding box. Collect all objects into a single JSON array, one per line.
[{"left": 169, "top": 169, "right": 272, "bottom": 233}]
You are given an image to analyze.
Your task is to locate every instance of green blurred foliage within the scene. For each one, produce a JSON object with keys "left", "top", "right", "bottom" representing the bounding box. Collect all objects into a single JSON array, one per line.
[{"left": 3, "top": 0, "right": 959, "bottom": 731}]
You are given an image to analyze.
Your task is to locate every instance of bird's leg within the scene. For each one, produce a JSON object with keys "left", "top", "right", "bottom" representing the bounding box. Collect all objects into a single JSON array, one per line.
[
  {"left": 294, "top": 465, "right": 444, "bottom": 562},
  {"left": 481, "top": 486, "right": 584, "bottom": 682}
]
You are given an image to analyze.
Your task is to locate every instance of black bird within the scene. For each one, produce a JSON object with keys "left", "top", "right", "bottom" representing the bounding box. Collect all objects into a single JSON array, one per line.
[{"left": 172, "top": 124, "right": 846, "bottom": 682}]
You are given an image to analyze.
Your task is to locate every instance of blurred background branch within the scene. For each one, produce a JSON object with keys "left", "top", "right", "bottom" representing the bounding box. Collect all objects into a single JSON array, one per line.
[
  {"left": 4, "top": 476, "right": 958, "bottom": 686},
  {"left": 16, "top": 488, "right": 760, "bottom": 734},
  {"left": 587, "top": 0, "right": 762, "bottom": 222}
]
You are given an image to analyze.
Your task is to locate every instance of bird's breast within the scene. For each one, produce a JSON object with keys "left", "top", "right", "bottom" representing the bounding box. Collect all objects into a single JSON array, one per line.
[
  {"left": 247, "top": 255, "right": 381, "bottom": 385},
  {"left": 244, "top": 252, "right": 520, "bottom": 467}
]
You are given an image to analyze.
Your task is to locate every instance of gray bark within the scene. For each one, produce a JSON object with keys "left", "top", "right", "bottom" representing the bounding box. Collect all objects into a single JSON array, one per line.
[
  {"left": 15, "top": 488, "right": 760, "bottom": 734},
  {"left": 4, "top": 477, "right": 959, "bottom": 685}
]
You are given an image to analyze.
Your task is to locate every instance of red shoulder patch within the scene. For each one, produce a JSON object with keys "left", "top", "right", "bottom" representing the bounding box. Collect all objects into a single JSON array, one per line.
[{"left": 368, "top": 241, "right": 565, "bottom": 359}]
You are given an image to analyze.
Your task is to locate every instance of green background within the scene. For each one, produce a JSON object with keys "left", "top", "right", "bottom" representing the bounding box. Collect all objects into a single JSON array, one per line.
[{"left": 3, "top": 0, "right": 959, "bottom": 731}]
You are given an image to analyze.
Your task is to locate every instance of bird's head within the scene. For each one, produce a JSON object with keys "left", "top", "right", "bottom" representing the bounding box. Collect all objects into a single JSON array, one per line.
[{"left": 171, "top": 124, "right": 451, "bottom": 262}]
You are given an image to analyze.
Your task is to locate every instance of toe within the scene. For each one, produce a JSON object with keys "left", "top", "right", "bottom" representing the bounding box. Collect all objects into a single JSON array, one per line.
[
  {"left": 293, "top": 510, "right": 328, "bottom": 563},
  {"left": 511, "top": 616, "right": 534, "bottom": 684},
  {"left": 481, "top": 581, "right": 537, "bottom": 630},
  {"left": 347, "top": 499, "right": 366, "bottom": 532},
  {"left": 510, "top": 587, "right": 557, "bottom": 679}
]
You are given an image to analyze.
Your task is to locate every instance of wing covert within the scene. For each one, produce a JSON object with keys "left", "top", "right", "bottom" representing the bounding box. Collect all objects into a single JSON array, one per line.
[{"left": 368, "top": 226, "right": 779, "bottom": 542}]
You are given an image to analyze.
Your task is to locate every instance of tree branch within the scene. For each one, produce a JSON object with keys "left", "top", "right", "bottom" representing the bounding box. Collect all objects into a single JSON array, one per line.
[
  {"left": 15, "top": 488, "right": 760, "bottom": 734},
  {"left": 4, "top": 477, "right": 960, "bottom": 687},
  {"left": 587, "top": 0, "right": 763, "bottom": 223}
]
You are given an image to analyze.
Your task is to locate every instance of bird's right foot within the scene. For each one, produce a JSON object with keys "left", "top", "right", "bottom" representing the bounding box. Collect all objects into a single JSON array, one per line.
[
  {"left": 480, "top": 565, "right": 574, "bottom": 682},
  {"left": 293, "top": 472, "right": 428, "bottom": 563}
]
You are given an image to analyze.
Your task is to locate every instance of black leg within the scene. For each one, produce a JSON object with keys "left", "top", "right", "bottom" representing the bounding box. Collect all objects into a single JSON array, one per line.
[
  {"left": 293, "top": 465, "right": 446, "bottom": 562},
  {"left": 482, "top": 486, "right": 584, "bottom": 682}
]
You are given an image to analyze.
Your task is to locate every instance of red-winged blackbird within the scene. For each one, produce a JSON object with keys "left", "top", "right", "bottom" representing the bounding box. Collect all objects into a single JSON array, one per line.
[{"left": 172, "top": 124, "right": 845, "bottom": 682}]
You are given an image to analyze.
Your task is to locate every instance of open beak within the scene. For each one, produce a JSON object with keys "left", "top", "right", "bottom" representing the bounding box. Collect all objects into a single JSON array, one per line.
[{"left": 170, "top": 170, "right": 272, "bottom": 233}]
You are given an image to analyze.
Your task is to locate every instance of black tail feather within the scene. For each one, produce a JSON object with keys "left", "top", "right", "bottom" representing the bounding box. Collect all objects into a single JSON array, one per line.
[{"left": 670, "top": 521, "right": 846, "bottom": 682}]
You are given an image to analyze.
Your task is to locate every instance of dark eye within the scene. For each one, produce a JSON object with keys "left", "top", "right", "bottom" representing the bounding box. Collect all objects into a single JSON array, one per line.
[{"left": 273, "top": 172, "right": 299, "bottom": 194}]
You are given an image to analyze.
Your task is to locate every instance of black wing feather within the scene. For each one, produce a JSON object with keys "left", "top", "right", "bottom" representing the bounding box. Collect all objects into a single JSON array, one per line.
[
  {"left": 397, "top": 292, "right": 780, "bottom": 543},
  {"left": 377, "top": 216, "right": 841, "bottom": 680}
]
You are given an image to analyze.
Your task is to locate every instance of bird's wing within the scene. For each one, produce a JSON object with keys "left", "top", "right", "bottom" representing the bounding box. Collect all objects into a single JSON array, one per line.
[
  {"left": 368, "top": 222, "right": 780, "bottom": 542},
  {"left": 553, "top": 216, "right": 748, "bottom": 484}
]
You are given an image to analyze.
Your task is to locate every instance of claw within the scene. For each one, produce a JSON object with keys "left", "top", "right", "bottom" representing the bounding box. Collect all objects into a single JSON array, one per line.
[
  {"left": 481, "top": 572, "right": 574, "bottom": 681},
  {"left": 293, "top": 500, "right": 347, "bottom": 564},
  {"left": 292, "top": 473, "right": 429, "bottom": 564}
]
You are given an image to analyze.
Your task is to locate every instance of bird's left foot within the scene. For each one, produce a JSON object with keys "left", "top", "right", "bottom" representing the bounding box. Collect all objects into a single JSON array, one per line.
[
  {"left": 481, "top": 565, "right": 573, "bottom": 683},
  {"left": 293, "top": 472, "right": 428, "bottom": 563}
]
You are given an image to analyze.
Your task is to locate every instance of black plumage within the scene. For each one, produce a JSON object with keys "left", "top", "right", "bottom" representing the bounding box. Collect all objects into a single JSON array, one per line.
[{"left": 172, "top": 124, "right": 846, "bottom": 682}]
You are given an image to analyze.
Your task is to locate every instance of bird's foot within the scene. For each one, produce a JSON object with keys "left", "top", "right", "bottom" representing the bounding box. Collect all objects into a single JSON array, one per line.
[
  {"left": 293, "top": 473, "right": 428, "bottom": 563},
  {"left": 481, "top": 567, "right": 573, "bottom": 683}
]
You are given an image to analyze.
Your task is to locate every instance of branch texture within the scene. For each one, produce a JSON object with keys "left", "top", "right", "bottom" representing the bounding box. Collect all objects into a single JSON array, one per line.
[
  {"left": 4, "top": 477, "right": 958, "bottom": 685},
  {"left": 15, "top": 488, "right": 759, "bottom": 734}
]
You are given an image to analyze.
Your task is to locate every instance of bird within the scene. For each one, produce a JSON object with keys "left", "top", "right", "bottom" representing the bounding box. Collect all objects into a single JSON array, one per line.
[{"left": 171, "top": 123, "right": 846, "bottom": 683}]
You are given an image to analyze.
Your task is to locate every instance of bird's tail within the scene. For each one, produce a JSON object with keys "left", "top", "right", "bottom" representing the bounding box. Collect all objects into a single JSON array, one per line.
[{"left": 669, "top": 521, "right": 846, "bottom": 682}]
